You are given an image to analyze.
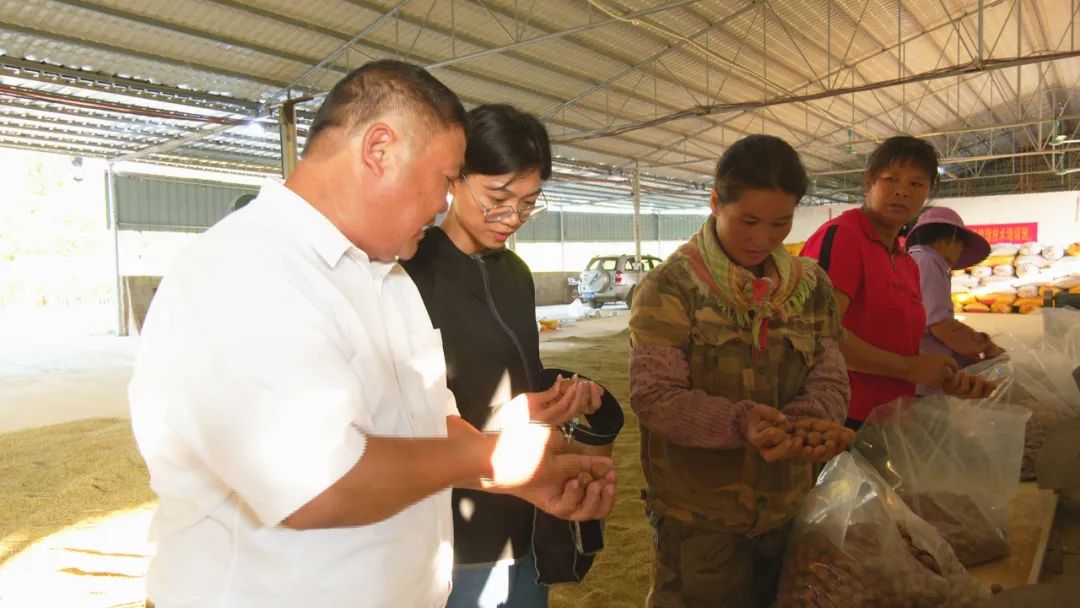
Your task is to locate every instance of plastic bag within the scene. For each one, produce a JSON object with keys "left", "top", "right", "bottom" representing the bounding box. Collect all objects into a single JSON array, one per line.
[
  {"left": 1052, "top": 276, "right": 1080, "bottom": 289},
  {"left": 1041, "top": 308, "right": 1080, "bottom": 365},
  {"left": 853, "top": 397, "right": 1030, "bottom": 567},
  {"left": 1018, "top": 242, "right": 1043, "bottom": 257},
  {"left": 996, "top": 333, "right": 1080, "bottom": 416},
  {"left": 971, "top": 338, "right": 1078, "bottom": 479},
  {"left": 952, "top": 274, "right": 980, "bottom": 289},
  {"left": 1042, "top": 244, "right": 1065, "bottom": 261},
  {"left": 777, "top": 452, "right": 987, "bottom": 608},
  {"left": 975, "top": 292, "right": 1016, "bottom": 307},
  {"left": 1017, "top": 284, "right": 1039, "bottom": 299},
  {"left": 989, "top": 245, "right": 1019, "bottom": 258},
  {"left": 992, "top": 264, "right": 1015, "bottom": 277},
  {"left": 1014, "top": 255, "right": 1050, "bottom": 269},
  {"left": 1038, "top": 308, "right": 1080, "bottom": 400}
]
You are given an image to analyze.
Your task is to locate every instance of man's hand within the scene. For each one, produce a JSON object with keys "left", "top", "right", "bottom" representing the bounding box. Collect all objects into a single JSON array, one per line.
[
  {"left": 516, "top": 458, "right": 617, "bottom": 521},
  {"left": 944, "top": 370, "right": 996, "bottom": 400},
  {"left": 790, "top": 418, "right": 855, "bottom": 462},
  {"left": 487, "top": 424, "right": 616, "bottom": 521},
  {"left": 746, "top": 405, "right": 804, "bottom": 462},
  {"left": 905, "top": 353, "right": 958, "bottom": 388}
]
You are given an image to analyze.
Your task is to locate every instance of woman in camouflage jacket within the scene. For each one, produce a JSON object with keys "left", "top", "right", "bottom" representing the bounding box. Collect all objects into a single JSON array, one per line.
[{"left": 629, "top": 135, "right": 854, "bottom": 608}]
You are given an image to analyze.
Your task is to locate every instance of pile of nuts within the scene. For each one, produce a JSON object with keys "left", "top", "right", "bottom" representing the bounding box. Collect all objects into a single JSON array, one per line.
[
  {"left": 760, "top": 418, "right": 855, "bottom": 459},
  {"left": 904, "top": 492, "right": 1007, "bottom": 567},
  {"left": 778, "top": 522, "right": 984, "bottom": 608},
  {"left": 1015, "top": 398, "right": 1074, "bottom": 480}
]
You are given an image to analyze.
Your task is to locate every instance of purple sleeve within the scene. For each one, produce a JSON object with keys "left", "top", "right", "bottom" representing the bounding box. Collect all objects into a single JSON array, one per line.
[
  {"left": 629, "top": 344, "right": 755, "bottom": 449},
  {"left": 911, "top": 250, "right": 953, "bottom": 326}
]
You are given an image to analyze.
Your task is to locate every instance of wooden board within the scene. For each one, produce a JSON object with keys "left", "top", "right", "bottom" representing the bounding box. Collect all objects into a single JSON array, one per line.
[{"left": 970, "top": 482, "right": 1058, "bottom": 591}]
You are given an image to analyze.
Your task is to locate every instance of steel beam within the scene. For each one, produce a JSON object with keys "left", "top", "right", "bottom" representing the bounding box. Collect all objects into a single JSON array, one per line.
[
  {"left": 538, "top": 3, "right": 758, "bottom": 120},
  {"left": 633, "top": 164, "right": 643, "bottom": 266},
  {"left": 0, "top": 56, "right": 258, "bottom": 112},
  {"left": 556, "top": 49, "right": 1080, "bottom": 142},
  {"left": 423, "top": 0, "right": 706, "bottom": 69},
  {"left": 278, "top": 98, "right": 301, "bottom": 178},
  {"left": 106, "top": 165, "right": 123, "bottom": 336},
  {"left": 0, "top": 22, "right": 285, "bottom": 89}
]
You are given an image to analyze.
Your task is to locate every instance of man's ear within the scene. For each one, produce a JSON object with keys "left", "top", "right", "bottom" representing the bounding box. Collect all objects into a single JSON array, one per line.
[
  {"left": 709, "top": 188, "right": 721, "bottom": 217},
  {"left": 360, "top": 123, "right": 394, "bottom": 177}
]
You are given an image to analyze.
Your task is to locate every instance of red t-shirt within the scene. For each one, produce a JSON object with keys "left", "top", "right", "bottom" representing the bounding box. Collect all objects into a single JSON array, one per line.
[{"left": 801, "top": 208, "right": 925, "bottom": 422}]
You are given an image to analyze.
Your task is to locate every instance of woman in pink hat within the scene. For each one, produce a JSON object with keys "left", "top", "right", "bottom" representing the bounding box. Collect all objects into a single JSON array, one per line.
[{"left": 906, "top": 206, "right": 1004, "bottom": 393}]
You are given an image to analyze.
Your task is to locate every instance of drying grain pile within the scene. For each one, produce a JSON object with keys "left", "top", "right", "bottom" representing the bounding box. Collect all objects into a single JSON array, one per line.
[
  {"left": 0, "top": 418, "right": 153, "bottom": 564},
  {"left": 543, "top": 328, "right": 653, "bottom": 608}
]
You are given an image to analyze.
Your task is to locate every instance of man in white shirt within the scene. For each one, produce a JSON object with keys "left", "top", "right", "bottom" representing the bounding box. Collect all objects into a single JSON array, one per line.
[{"left": 129, "top": 60, "right": 616, "bottom": 608}]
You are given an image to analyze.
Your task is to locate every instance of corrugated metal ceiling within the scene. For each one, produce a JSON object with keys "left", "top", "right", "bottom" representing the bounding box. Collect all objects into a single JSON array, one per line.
[{"left": 0, "top": 0, "right": 1077, "bottom": 208}]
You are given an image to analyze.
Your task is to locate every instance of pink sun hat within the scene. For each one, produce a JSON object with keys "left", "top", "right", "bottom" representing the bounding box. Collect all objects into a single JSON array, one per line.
[{"left": 906, "top": 207, "right": 992, "bottom": 270}]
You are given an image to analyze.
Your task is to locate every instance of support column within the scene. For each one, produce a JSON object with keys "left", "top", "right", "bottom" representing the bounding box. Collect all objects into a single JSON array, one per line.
[
  {"left": 632, "top": 163, "right": 642, "bottom": 267},
  {"left": 976, "top": 0, "right": 985, "bottom": 68},
  {"left": 558, "top": 207, "right": 566, "bottom": 271},
  {"left": 106, "top": 164, "right": 124, "bottom": 336},
  {"left": 278, "top": 100, "right": 299, "bottom": 179},
  {"left": 655, "top": 212, "right": 662, "bottom": 255}
]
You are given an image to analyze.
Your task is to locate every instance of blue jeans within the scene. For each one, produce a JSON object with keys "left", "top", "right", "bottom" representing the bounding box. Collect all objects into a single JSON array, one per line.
[{"left": 446, "top": 552, "right": 549, "bottom": 608}]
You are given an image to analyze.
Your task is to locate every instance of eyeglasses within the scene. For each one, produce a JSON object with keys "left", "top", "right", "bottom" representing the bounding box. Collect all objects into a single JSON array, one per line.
[{"left": 459, "top": 175, "right": 547, "bottom": 223}]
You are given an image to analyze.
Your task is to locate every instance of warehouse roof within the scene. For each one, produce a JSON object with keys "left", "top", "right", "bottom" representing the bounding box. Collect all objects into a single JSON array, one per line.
[{"left": 1, "top": 0, "right": 1078, "bottom": 209}]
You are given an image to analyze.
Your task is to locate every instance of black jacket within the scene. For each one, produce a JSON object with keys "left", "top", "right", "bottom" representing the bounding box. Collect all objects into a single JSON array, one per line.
[{"left": 402, "top": 227, "right": 541, "bottom": 565}]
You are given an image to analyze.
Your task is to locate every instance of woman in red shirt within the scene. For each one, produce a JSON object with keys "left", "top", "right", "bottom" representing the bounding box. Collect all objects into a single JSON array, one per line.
[{"left": 801, "top": 136, "right": 993, "bottom": 428}]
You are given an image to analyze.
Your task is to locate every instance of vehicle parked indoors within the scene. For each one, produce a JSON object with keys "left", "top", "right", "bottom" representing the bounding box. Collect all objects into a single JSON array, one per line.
[{"left": 573, "top": 254, "right": 663, "bottom": 308}]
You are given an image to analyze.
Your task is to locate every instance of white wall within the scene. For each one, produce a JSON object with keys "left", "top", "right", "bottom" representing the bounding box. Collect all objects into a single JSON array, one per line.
[
  {"left": 788, "top": 204, "right": 859, "bottom": 242},
  {"left": 785, "top": 192, "right": 1080, "bottom": 246},
  {"left": 930, "top": 191, "right": 1080, "bottom": 245},
  {"left": 514, "top": 240, "right": 689, "bottom": 273}
]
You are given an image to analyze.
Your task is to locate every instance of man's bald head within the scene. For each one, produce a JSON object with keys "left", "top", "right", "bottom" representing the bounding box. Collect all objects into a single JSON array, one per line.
[{"left": 304, "top": 60, "right": 466, "bottom": 157}]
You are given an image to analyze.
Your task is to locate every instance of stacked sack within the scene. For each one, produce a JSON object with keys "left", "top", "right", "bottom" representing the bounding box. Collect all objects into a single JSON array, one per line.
[{"left": 950, "top": 240, "right": 1080, "bottom": 314}]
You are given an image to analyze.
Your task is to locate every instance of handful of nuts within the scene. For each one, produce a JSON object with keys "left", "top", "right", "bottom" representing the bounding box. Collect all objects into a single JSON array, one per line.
[{"left": 751, "top": 414, "right": 855, "bottom": 463}]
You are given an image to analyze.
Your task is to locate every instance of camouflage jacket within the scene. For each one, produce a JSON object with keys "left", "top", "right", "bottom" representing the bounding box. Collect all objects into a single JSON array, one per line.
[{"left": 629, "top": 218, "right": 848, "bottom": 536}]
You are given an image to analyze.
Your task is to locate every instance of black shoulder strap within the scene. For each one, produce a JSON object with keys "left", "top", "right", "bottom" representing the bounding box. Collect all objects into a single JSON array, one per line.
[{"left": 818, "top": 224, "right": 841, "bottom": 272}]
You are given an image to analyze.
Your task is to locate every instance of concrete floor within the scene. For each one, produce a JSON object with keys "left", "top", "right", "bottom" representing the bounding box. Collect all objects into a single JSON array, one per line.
[{"left": 0, "top": 335, "right": 135, "bottom": 434}]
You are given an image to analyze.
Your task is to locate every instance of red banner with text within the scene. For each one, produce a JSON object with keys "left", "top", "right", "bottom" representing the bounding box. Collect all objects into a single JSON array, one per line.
[{"left": 966, "top": 222, "right": 1038, "bottom": 244}]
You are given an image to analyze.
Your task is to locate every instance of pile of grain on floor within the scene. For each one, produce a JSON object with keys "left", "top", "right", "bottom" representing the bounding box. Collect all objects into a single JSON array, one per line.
[
  {"left": 0, "top": 418, "right": 153, "bottom": 564},
  {"left": 542, "top": 329, "right": 653, "bottom": 608}
]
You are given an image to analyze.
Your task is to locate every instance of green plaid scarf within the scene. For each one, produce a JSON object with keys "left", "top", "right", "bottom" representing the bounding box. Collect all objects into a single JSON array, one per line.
[{"left": 676, "top": 216, "right": 817, "bottom": 350}]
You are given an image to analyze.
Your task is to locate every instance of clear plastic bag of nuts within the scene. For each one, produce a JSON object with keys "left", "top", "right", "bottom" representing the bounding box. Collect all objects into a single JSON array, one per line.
[
  {"left": 968, "top": 340, "right": 1078, "bottom": 480},
  {"left": 995, "top": 332, "right": 1080, "bottom": 417},
  {"left": 853, "top": 397, "right": 1030, "bottom": 567},
  {"left": 777, "top": 452, "right": 987, "bottom": 608}
]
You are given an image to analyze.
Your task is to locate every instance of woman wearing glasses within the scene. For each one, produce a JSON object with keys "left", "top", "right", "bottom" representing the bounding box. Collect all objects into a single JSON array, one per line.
[{"left": 402, "top": 104, "right": 623, "bottom": 607}]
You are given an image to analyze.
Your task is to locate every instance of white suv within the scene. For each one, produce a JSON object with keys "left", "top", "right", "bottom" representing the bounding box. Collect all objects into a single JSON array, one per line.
[{"left": 573, "top": 254, "right": 663, "bottom": 309}]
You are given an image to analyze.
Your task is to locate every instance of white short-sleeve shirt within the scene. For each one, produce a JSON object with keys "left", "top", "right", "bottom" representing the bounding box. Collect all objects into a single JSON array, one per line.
[{"left": 128, "top": 179, "right": 459, "bottom": 607}]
